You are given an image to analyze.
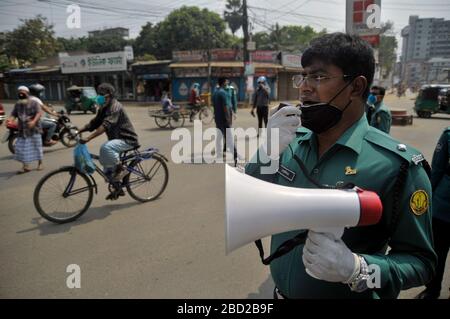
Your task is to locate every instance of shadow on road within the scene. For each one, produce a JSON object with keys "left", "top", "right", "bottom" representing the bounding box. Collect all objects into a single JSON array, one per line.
[
  {"left": 0, "top": 171, "right": 18, "bottom": 180},
  {"left": 16, "top": 200, "right": 142, "bottom": 236}
]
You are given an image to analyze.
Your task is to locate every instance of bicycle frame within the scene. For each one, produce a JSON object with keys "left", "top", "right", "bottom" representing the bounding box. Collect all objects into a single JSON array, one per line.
[{"left": 63, "top": 147, "right": 165, "bottom": 198}]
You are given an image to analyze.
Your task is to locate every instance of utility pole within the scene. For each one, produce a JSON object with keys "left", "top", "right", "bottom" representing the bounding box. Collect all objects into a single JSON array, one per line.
[
  {"left": 242, "top": 0, "right": 252, "bottom": 107},
  {"left": 207, "top": 30, "right": 212, "bottom": 95},
  {"left": 242, "top": 0, "right": 250, "bottom": 63}
]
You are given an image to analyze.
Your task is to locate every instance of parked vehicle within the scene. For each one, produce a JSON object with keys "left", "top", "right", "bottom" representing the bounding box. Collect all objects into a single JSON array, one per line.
[
  {"left": 414, "top": 84, "right": 450, "bottom": 118},
  {"left": 65, "top": 86, "right": 98, "bottom": 114}
]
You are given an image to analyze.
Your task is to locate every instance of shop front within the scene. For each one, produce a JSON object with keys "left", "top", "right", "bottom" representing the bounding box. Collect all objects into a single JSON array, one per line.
[
  {"left": 277, "top": 53, "right": 303, "bottom": 101},
  {"left": 132, "top": 60, "right": 171, "bottom": 102},
  {"left": 170, "top": 50, "right": 283, "bottom": 102},
  {"left": 60, "top": 51, "right": 135, "bottom": 100}
]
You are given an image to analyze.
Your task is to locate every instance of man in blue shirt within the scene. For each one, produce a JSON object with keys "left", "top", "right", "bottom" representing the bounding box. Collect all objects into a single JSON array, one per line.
[{"left": 213, "top": 77, "right": 236, "bottom": 162}]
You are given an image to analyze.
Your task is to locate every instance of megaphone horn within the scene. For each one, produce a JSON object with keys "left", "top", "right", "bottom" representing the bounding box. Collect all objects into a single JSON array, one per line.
[{"left": 225, "top": 165, "right": 382, "bottom": 254}]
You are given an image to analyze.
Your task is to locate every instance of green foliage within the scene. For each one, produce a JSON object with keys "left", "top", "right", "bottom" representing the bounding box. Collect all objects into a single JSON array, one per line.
[
  {"left": 378, "top": 21, "right": 398, "bottom": 78},
  {"left": 135, "top": 53, "right": 157, "bottom": 62},
  {"left": 86, "top": 34, "right": 128, "bottom": 53},
  {"left": 224, "top": 0, "right": 243, "bottom": 35},
  {"left": 155, "top": 6, "right": 231, "bottom": 59},
  {"left": 254, "top": 25, "right": 326, "bottom": 51},
  {"left": 4, "top": 15, "right": 59, "bottom": 66},
  {"left": 134, "top": 22, "right": 160, "bottom": 57},
  {"left": 57, "top": 37, "right": 88, "bottom": 52},
  {"left": 379, "top": 35, "right": 397, "bottom": 78}
]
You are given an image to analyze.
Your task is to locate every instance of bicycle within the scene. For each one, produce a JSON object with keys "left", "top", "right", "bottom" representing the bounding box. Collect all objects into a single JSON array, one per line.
[
  {"left": 33, "top": 141, "right": 169, "bottom": 224},
  {"left": 188, "top": 102, "right": 214, "bottom": 125}
]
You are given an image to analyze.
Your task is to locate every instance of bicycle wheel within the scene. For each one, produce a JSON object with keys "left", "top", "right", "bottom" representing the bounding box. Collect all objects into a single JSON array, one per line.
[
  {"left": 169, "top": 111, "right": 185, "bottom": 129},
  {"left": 199, "top": 106, "right": 214, "bottom": 125},
  {"left": 33, "top": 166, "right": 94, "bottom": 223},
  {"left": 59, "top": 128, "right": 79, "bottom": 148},
  {"left": 154, "top": 111, "right": 169, "bottom": 128},
  {"left": 125, "top": 154, "right": 169, "bottom": 202}
]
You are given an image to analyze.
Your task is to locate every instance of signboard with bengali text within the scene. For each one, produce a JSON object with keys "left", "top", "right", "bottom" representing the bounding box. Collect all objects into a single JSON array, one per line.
[{"left": 60, "top": 51, "right": 127, "bottom": 74}]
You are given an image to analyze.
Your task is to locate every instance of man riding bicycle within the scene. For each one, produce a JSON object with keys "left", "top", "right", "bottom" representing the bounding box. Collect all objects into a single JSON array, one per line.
[{"left": 78, "top": 83, "right": 139, "bottom": 186}]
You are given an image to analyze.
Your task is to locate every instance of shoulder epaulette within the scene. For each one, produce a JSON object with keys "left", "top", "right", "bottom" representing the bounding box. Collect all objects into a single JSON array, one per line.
[{"left": 365, "top": 127, "right": 425, "bottom": 165}]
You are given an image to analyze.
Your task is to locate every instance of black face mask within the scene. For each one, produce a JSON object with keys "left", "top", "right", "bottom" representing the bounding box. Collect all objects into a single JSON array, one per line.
[
  {"left": 300, "top": 80, "right": 354, "bottom": 134},
  {"left": 18, "top": 93, "right": 27, "bottom": 100}
]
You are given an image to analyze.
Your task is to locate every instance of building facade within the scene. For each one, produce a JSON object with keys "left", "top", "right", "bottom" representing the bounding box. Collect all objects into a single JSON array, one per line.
[{"left": 400, "top": 15, "right": 450, "bottom": 86}]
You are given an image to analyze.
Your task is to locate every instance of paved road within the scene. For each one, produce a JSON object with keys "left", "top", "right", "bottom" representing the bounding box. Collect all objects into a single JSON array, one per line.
[{"left": 0, "top": 94, "right": 448, "bottom": 298}]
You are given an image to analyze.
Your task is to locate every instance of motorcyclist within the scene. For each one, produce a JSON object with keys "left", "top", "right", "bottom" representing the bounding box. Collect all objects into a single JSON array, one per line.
[{"left": 29, "top": 84, "right": 59, "bottom": 146}]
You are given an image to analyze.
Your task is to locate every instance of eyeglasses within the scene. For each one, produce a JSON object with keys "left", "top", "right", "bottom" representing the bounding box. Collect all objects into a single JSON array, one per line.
[{"left": 292, "top": 74, "right": 353, "bottom": 88}]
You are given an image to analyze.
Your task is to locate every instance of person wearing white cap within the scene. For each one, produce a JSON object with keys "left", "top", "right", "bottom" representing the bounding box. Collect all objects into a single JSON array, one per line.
[{"left": 6, "top": 86, "right": 43, "bottom": 173}]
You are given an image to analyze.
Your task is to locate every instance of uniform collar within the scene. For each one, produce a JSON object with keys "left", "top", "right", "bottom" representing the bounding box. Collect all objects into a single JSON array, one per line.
[
  {"left": 295, "top": 115, "right": 369, "bottom": 155},
  {"left": 334, "top": 115, "right": 369, "bottom": 155}
]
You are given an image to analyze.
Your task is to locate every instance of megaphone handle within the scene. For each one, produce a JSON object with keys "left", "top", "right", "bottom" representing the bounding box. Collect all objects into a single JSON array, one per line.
[{"left": 305, "top": 227, "right": 345, "bottom": 280}]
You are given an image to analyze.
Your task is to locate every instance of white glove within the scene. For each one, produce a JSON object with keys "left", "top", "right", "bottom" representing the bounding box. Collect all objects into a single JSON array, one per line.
[
  {"left": 302, "top": 231, "right": 359, "bottom": 283},
  {"left": 263, "top": 105, "right": 301, "bottom": 159}
]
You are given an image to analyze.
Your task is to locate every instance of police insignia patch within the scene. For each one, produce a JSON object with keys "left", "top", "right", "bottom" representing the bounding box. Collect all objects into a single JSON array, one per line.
[
  {"left": 345, "top": 166, "right": 357, "bottom": 175},
  {"left": 410, "top": 190, "right": 429, "bottom": 216}
]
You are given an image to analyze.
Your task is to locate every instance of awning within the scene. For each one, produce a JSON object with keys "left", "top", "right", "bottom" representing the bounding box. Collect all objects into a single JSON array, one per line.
[
  {"left": 169, "top": 62, "right": 283, "bottom": 69},
  {"left": 137, "top": 74, "right": 169, "bottom": 80},
  {"left": 282, "top": 67, "right": 303, "bottom": 73},
  {"left": 131, "top": 60, "right": 172, "bottom": 67},
  {"left": 28, "top": 66, "right": 61, "bottom": 73}
]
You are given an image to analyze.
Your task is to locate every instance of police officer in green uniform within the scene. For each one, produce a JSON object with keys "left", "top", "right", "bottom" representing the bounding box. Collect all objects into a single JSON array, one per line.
[
  {"left": 368, "top": 86, "right": 392, "bottom": 134},
  {"left": 416, "top": 126, "right": 450, "bottom": 299},
  {"left": 224, "top": 82, "right": 238, "bottom": 125},
  {"left": 245, "top": 33, "right": 436, "bottom": 299}
]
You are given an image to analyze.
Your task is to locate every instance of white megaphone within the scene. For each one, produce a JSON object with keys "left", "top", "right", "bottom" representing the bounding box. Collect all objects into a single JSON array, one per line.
[{"left": 225, "top": 165, "right": 382, "bottom": 254}]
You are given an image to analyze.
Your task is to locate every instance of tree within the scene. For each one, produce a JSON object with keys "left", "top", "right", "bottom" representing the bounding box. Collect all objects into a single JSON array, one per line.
[
  {"left": 155, "top": 6, "right": 232, "bottom": 59},
  {"left": 134, "top": 22, "right": 160, "bottom": 57},
  {"left": 254, "top": 25, "right": 326, "bottom": 51},
  {"left": 86, "top": 34, "right": 129, "bottom": 53},
  {"left": 224, "top": 0, "right": 243, "bottom": 36},
  {"left": 0, "top": 32, "right": 11, "bottom": 71},
  {"left": 57, "top": 37, "right": 88, "bottom": 52},
  {"left": 4, "top": 15, "right": 59, "bottom": 67},
  {"left": 378, "top": 21, "right": 398, "bottom": 79}
]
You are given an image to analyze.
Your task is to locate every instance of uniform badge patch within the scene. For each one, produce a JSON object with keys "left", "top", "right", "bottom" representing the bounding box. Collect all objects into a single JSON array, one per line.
[
  {"left": 345, "top": 166, "right": 357, "bottom": 175},
  {"left": 410, "top": 190, "right": 429, "bottom": 216},
  {"left": 277, "top": 165, "right": 296, "bottom": 182}
]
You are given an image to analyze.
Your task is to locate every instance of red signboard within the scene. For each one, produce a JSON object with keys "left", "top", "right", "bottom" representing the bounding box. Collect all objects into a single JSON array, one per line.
[{"left": 360, "top": 35, "right": 380, "bottom": 47}]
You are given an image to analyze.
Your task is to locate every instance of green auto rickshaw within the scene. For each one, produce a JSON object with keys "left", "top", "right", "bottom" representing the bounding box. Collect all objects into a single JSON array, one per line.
[
  {"left": 65, "top": 85, "right": 98, "bottom": 114},
  {"left": 414, "top": 84, "right": 450, "bottom": 118}
]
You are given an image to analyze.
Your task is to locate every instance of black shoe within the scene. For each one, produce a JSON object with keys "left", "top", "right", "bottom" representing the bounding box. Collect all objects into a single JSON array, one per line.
[
  {"left": 106, "top": 189, "right": 125, "bottom": 200},
  {"left": 415, "top": 289, "right": 440, "bottom": 299}
]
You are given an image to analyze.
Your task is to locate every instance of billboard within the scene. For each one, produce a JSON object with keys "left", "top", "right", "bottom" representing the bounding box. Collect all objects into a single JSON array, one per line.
[
  {"left": 346, "top": 0, "right": 382, "bottom": 46},
  {"left": 60, "top": 51, "right": 127, "bottom": 74}
]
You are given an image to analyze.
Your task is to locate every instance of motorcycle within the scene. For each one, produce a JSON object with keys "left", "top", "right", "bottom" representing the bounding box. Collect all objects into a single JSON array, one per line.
[{"left": 2, "top": 111, "right": 80, "bottom": 154}]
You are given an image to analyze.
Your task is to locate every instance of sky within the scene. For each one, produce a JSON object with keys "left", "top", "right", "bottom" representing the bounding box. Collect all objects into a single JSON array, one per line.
[{"left": 1, "top": 0, "right": 449, "bottom": 59}]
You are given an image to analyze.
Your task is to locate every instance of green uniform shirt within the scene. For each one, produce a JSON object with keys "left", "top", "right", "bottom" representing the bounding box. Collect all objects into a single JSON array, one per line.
[
  {"left": 225, "top": 85, "right": 238, "bottom": 113},
  {"left": 245, "top": 115, "right": 436, "bottom": 299},
  {"left": 370, "top": 101, "right": 392, "bottom": 134},
  {"left": 431, "top": 126, "right": 450, "bottom": 223}
]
